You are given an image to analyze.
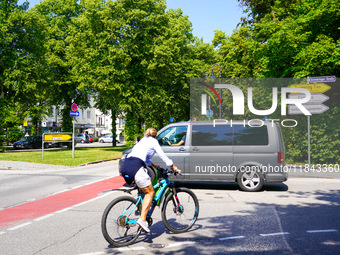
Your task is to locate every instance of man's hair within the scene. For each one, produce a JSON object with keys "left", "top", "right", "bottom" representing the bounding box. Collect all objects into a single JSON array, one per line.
[{"left": 145, "top": 128, "right": 157, "bottom": 138}]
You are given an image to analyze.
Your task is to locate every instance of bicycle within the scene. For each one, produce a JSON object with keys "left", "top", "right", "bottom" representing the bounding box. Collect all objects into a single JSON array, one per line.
[{"left": 101, "top": 167, "right": 199, "bottom": 247}]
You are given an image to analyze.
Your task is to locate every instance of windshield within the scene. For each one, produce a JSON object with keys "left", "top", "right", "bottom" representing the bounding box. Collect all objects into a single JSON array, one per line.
[{"left": 20, "top": 136, "right": 32, "bottom": 141}]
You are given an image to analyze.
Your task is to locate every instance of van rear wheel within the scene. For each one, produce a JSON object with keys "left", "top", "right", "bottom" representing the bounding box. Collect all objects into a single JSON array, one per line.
[{"left": 237, "top": 168, "right": 264, "bottom": 192}]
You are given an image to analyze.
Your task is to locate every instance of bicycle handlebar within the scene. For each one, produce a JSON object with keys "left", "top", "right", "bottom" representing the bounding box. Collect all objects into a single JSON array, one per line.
[{"left": 158, "top": 167, "right": 182, "bottom": 176}]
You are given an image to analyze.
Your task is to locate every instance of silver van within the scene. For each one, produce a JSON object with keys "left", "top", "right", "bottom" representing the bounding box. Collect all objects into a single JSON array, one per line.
[{"left": 120, "top": 120, "right": 287, "bottom": 192}]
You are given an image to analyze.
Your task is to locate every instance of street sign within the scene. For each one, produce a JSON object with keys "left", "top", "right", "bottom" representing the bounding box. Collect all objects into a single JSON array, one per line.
[
  {"left": 70, "top": 111, "right": 79, "bottom": 117},
  {"left": 288, "top": 94, "right": 329, "bottom": 104},
  {"left": 309, "top": 76, "right": 336, "bottom": 83},
  {"left": 44, "top": 134, "right": 72, "bottom": 141},
  {"left": 71, "top": 103, "right": 78, "bottom": 111},
  {"left": 289, "top": 83, "right": 331, "bottom": 94},
  {"left": 206, "top": 109, "right": 213, "bottom": 118},
  {"left": 288, "top": 104, "right": 329, "bottom": 115}
]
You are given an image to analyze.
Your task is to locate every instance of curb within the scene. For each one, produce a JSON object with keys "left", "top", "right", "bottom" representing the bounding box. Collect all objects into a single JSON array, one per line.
[{"left": 78, "top": 158, "right": 120, "bottom": 166}]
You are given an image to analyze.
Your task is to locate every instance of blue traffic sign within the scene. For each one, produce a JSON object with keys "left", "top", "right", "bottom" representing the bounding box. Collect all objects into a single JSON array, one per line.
[
  {"left": 206, "top": 109, "right": 213, "bottom": 118},
  {"left": 309, "top": 76, "right": 336, "bottom": 83},
  {"left": 70, "top": 111, "right": 79, "bottom": 117}
]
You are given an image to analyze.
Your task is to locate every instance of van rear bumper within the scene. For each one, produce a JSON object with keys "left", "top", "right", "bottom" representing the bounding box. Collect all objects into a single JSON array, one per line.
[{"left": 265, "top": 172, "right": 288, "bottom": 183}]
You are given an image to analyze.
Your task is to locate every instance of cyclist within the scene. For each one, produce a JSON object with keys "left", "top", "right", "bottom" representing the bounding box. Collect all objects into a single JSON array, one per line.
[{"left": 120, "top": 127, "right": 181, "bottom": 233}]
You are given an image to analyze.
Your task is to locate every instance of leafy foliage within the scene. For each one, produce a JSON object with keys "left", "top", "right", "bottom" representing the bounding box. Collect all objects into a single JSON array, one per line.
[{"left": 1, "top": 0, "right": 339, "bottom": 164}]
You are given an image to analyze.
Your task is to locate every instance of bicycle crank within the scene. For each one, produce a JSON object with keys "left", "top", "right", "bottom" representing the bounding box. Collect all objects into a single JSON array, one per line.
[{"left": 146, "top": 217, "right": 153, "bottom": 227}]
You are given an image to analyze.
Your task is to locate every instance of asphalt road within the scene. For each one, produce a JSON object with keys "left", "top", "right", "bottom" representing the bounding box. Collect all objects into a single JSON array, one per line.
[{"left": 0, "top": 161, "right": 339, "bottom": 255}]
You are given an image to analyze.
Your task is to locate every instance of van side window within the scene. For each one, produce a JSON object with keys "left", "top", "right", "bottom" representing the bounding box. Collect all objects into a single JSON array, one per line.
[
  {"left": 157, "top": 126, "right": 187, "bottom": 146},
  {"left": 234, "top": 125, "right": 268, "bottom": 145},
  {"left": 192, "top": 125, "right": 233, "bottom": 146}
]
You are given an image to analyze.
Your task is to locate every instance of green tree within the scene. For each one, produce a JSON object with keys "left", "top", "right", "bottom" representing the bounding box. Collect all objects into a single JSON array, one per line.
[
  {"left": 34, "top": 0, "right": 90, "bottom": 132},
  {"left": 67, "top": 0, "right": 202, "bottom": 144},
  {"left": 1, "top": 0, "right": 51, "bottom": 151}
]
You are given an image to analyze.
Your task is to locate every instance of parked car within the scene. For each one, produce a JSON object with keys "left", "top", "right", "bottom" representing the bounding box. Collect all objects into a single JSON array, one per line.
[
  {"left": 116, "top": 135, "right": 124, "bottom": 143},
  {"left": 98, "top": 135, "right": 113, "bottom": 143},
  {"left": 119, "top": 120, "right": 287, "bottom": 192},
  {"left": 89, "top": 135, "right": 94, "bottom": 143},
  {"left": 75, "top": 133, "right": 89, "bottom": 143},
  {"left": 13, "top": 136, "right": 43, "bottom": 149},
  {"left": 45, "top": 140, "right": 75, "bottom": 149}
]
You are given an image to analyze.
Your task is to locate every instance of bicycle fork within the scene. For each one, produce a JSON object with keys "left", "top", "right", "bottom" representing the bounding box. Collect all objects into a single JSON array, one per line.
[{"left": 170, "top": 187, "right": 184, "bottom": 214}]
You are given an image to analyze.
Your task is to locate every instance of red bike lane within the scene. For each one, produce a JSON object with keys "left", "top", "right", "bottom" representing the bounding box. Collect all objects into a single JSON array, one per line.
[{"left": 0, "top": 175, "right": 125, "bottom": 230}]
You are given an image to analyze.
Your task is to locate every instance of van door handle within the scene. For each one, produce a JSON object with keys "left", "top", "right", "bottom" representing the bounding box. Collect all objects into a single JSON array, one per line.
[
  {"left": 179, "top": 147, "right": 185, "bottom": 152},
  {"left": 193, "top": 147, "right": 199, "bottom": 151}
]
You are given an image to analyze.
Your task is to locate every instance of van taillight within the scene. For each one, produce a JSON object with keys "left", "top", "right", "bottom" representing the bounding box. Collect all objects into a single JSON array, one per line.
[{"left": 278, "top": 152, "right": 284, "bottom": 163}]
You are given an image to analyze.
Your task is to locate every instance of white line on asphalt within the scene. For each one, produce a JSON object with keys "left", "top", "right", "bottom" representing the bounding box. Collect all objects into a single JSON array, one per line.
[
  {"left": 72, "top": 185, "right": 83, "bottom": 189},
  {"left": 33, "top": 214, "right": 55, "bottom": 221},
  {"left": 219, "top": 236, "right": 246, "bottom": 241},
  {"left": 117, "top": 246, "right": 146, "bottom": 251},
  {"left": 72, "top": 191, "right": 116, "bottom": 208},
  {"left": 83, "top": 177, "right": 112, "bottom": 186},
  {"left": 56, "top": 207, "right": 73, "bottom": 213},
  {"left": 260, "top": 232, "right": 290, "bottom": 237},
  {"left": 0, "top": 231, "right": 6, "bottom": 235},
  {"left": 307, "top": 229, "right": 338, "bottom": 233},
  {"left": 53, "top": 189, "right": 71, "bottom": 195},
  {"left": 167, "top": 241, "right": 196, "bottom": 248},
  {"left": 77, "top": 252, "right": 104, "bottom": 255},
  {"left": 72, "top": 200, "right": 93, "bottom": 208},
  {"left": 7, "top": 222, "right": 32, "bottom": 231}
]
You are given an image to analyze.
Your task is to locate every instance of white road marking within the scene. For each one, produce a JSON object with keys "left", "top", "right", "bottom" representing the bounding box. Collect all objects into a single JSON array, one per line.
[
  {"left": 53, "top": 189, "right": 71, "bottom": 195},
  {"left": 5, "top": 190, "right": 118, "bottom": 233},
  {"left": 77, "top": 252, "right": 104, "bottom": 255},
  {"left": 307, "top": 229, "right": 338, "bottom": 233},
  {"left": 34, "top": 214, "right": 55, "bottom": 221},
  {"left": 56, "top": 207, "right": 72, "bottom": 213},
  {"left": 117, "top": 246, "right": 146, "bottom": 251},
  {"left": 219, "top": 235, "right": 246, "bottom": 241},
  {"left": 7, "top": 222, "right": 32, "bottom": 231},
  {"left": 167, "top": 241, "right": 196, "bottom": 248},
  {"left": 260, "top": 232, "right": 290, "bottom": 237},
  {"left": 0, "top": 231, "right": 6, "bottom": 235}
]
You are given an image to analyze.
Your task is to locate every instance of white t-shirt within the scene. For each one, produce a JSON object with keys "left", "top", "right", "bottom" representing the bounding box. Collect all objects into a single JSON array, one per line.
[{"left": 128, "top": 136, "right": 173, "bottom": 167}]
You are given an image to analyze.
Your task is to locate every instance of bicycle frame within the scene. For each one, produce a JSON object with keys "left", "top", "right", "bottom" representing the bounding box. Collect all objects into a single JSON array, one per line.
[{"left": 123, "top": 176, "right": 172, "bottom": 225}]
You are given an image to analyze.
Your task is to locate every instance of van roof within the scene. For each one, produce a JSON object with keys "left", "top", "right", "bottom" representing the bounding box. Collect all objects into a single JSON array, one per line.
[{"left": 170, "top": 120, "right": 277, "bottom": 125}]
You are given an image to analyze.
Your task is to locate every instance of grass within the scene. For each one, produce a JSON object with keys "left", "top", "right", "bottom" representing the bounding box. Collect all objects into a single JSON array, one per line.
[{"left": 0, "top": 146, "right": 128, "bottom": 166}]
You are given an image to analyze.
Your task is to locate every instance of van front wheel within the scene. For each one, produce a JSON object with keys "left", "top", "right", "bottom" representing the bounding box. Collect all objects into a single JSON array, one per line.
[{"left": 237, "top": 169, "right": 264, "bottom": 192}]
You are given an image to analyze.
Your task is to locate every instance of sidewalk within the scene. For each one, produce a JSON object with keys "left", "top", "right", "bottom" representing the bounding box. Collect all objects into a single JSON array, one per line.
[{"left": 0, "top": 160, "right": 70, "bottom": 171}]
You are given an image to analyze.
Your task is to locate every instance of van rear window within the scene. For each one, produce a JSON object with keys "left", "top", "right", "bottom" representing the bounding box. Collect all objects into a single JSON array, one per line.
[
  {"left": 192, "top": 125, "right": 268, "bottom": 146},
  {"left": 233, "top": 125, "right": 268, "bottom": 145},
  {"left": 192, "top": 125, "right": 233, "bottom": 146}
]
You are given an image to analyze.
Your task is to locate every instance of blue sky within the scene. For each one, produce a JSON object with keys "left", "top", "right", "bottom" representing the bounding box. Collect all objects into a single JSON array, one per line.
[
  {"left": 18, "top": 0, "right": 245, "bottom": 43},
  {"left": 167, "top": 0, "right": 244, "bottom": 43}
]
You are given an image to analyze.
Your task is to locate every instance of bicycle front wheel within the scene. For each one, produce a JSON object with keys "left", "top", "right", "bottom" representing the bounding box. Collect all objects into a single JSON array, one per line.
[
  {"left": 161, "top": 187, "right": 199, "bottom": 234},
  {"left": 101, "top": 196, "right": 142, "bottom": 247}
]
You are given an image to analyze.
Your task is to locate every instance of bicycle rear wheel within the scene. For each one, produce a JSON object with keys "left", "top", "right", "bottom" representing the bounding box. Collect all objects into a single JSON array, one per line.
[
  {"left": 161, "top": 187, "right": 199, "bottom": 234},
  {"left": 101, "top": 196, "right": 142, "bottom": 247}
]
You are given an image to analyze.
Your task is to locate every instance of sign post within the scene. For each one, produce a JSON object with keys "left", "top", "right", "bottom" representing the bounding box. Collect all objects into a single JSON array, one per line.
[
  {"left": 42, "top": 133, "right": 73, "bottom": 159},
  {"left": 70, "top": 103, "right": 78, "bottom": 159},
  {"left": 289, "top": 76, "right": 335, "bottom": 167},
  {"left": 72, "top": 119, "right": 75, "bottom": 158}
]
